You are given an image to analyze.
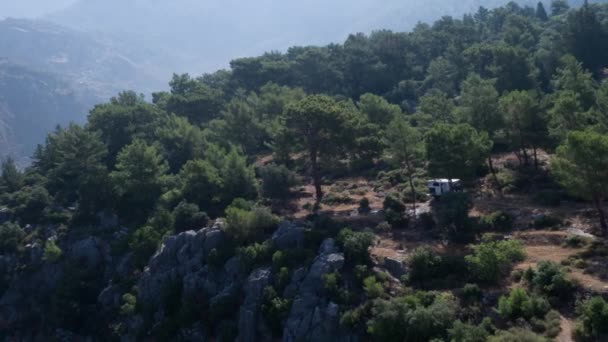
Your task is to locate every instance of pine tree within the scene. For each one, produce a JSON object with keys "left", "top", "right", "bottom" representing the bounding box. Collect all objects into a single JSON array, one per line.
[{"left": 536, "top": 2, "right": 549, "bottom": 21}]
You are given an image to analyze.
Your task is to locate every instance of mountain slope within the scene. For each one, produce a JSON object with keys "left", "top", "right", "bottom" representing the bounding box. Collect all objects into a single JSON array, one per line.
[
  {"left": 49, "top": 0, "right": 548, "bottom": 73},
  {"left": 0, "top": 59, "right": 89, "bottom": 158},
  {"left": 0, "top": 18, "right": 173, "bottom": 158}
]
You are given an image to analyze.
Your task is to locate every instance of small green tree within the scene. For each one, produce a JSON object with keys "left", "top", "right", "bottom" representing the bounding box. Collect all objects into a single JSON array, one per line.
[
  {"left": 284, "top": 95, "right": 356, "bottom": 202},
  {"left": 574, "top": 296, "right": 608, "bottom": 341},
  {"left": 425, "top": 123, "right": 492, "bottom": 181},
  {"left": 386, "top": 118, "right": 424, "bottom": 214},
  {"left": 0, "top": 157, "right": 24, "bottom": 194},
  {"left": 110, "top": 140, "right": 169, "bottom": 222},
  {"left": 0, "top": 222, "right": 25, "bottom": 254},
  {"left": 551, "top": 130, "right": 608, "bottom": 233},
  {"left": 43, "top": 240, "right": 63, "bottom": 263}
]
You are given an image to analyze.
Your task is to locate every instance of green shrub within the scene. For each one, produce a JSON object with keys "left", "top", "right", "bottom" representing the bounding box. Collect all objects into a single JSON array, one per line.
[
  {"left": 530, "top": 261, "right": 576, "bottom": 299},
  {"left": 573, "top": 296, "right": 608, "bottom": 341},
  {"left": 341, "top": 306, "right": 366, "bottom": 329},
  {"left": 534, "top": 190, "right": 563, "bottom": 207},
  {"left": 43, "top": 240, "right": 63, "bottom": 263},
  {"left": 497, "top": 288, "right": 550, "bottom": 321},
  {"left": 461, "top": 283, "right": 483, "bottom": 303},
  {"left": 383, "top": 194, "right": 409, "bottom": 228},
  {"left": 120, "top": 293, "right": 137, "bottom": 316},
  {"left": 531, "top": 215, "right": 562, "bottom": 229},
  {"left": 337, "top": 229, "right": 374, "bottom": 264},
  {"left": 408, "top": 247, "right": 443, "bottom": 284},
  {"left": 129, "top": 226, "right": 163, "bottom": 268},
  {"left": 418, "top": 212, "right": 436, "bottom": 230},
  {"left": 261, "top": 286, "right": 291, "bottom": 336},
  {"left": 488, "top": 328, "right": 548, "bottom": 342},
  {"left": 0, "top": 222, "right": 25, "bottom": 254},
  {"left": 367, "top": 292, "right": 458, "bottom": 341},
  {"left": 448, "top": 318, "right": 493, "bottom": 342},
  {"left": 480, "top": 211, "right": 514, "bottom": 232},
  {"left": 224, "top": 204, "right": 279, "bottom": 242},
  {"left": 465, "top": 240, "right": 525, "bottom": 284},
  {"left": 434, "top": 192, "right": 475, "bottom": 243},
  {"left": 358, "top": 197, "right": 371, "bottom": 213},
  {"left": 322, "top": 272, "right": 340, "bottom": 295},
  {"left": 259, "top": 164, "right": 298, "bottom": 200},
  {"left": 564, "top": 235, "right": 587, "bottom": 248},
  {"left": 363, "top": 276, "right": 385, "bottom": 299},
  {"left": 238, "top": 241, "right": 273, "bottom": 271},
  {"left": 172, "top": 201, "right": 209, "bottom": 233}
]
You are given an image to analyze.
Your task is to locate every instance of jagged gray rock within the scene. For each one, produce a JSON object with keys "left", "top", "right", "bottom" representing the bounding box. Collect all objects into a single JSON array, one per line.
[
  {"left": 69, "top": 236, "right": 109, "bottom": 272},
  {"left": 238, "top": 267, "right": 272, "bottom": 342},
  {"left": 384, "top": 256, "right": 407, "bottom": 279},
  {"left": 283, "top": 238, "right": 350, "bottom": 342},
  {"left": 272, "top": 221, "right": 305, "bottom": 250}
]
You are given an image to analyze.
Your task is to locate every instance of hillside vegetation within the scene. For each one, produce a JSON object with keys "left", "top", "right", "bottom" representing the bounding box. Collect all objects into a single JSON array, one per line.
[{"left": 1, "top": 1, "right": 608, "bottom": 341}]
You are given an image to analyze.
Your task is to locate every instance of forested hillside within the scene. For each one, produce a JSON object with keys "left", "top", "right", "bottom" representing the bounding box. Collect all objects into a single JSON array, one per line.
[{"left": 2, "top": 1, "right": 608, "bottom": 341}]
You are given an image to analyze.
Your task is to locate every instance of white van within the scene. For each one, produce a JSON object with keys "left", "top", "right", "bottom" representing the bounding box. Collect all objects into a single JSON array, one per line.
[{"left": 427, "top": 179, "right": 462, "bottom": 197}]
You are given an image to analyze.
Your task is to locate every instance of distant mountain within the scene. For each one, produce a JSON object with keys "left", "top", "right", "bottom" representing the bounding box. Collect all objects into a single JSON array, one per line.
[
  {"left": 0, "top": 18, "right": 171, "bottom": 159},
  {"left": 48, "top": 0, "right": 551, "bottom": 73},
  {"left": 0, "top": 59, "right": 89, "bottom": 158}
]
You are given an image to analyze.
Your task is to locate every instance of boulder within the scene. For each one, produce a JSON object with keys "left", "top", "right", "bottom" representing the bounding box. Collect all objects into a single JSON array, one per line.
[
  {"left": 238, "top": 267, "right": 272, "bottom": 342},
  {"left": 69, "top": 237, "right": 109, "bottom": 272},
  {"left": 384, "top": 256, "right": 407, "bottom": 279},
  {"left": 272, "top": 221, "right": 305, "bottom": 250}
]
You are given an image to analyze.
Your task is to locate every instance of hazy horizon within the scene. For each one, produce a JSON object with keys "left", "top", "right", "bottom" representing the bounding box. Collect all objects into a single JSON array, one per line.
[{"left": 0, "top": 0, "right": 77, "bottom": 19}]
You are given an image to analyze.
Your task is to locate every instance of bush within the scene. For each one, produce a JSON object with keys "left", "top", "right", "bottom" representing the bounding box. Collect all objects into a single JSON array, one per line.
[
  {"left": 488, "top": 328, "right": 548, "bottom": 342},
  {"left": 337, "top": 228, "right": 374, "bottom": 264},
  {"left": 367, "top": 292, "right": 458, "bottom": 341},
  {"left": 449, "top": 318, "right": 493, "bottom": 342},
  {"left": 497, "top": 288, "right": 550, "bottom": 321},
  {"left": 43, "top": 240, "right": 63, "bottom": 263},
  {"left": 465, "top": 240, "right": 525, "bottom": 284},
  {"left": 418, "top": 212, "right": 436, "bottom": 230},
  {"left": 224, "top": 203, "right": 279, "bottom": 242},
  {"left": 261, "top": 286, "right": 291, "bottom": 336},
  {"left": 434, "top": 192, "right": 475, "bottom": 243},
  {"left": 358, "top": 197, "right": 371, "bottom": 213},
  {"left": 0, "top": 222, "right": 25, "bottom": 254},
  {"left": 408, "top": 247, "right": 443, "bottom": 284},
  {"left": 363, "top": 276, "right": 385, "bottom": 299},
  {"left": 461, "top": 283, "right": 483, "bottom": 303},
  {"left": 238, "top": 241, "right": 273, "bottom": 271},
  {"left": 260, "top": 164, "right": 298, "bottom": 200},
  {"left": 530, "top": 261, "right": 576, "bottom": 299},
  {"left": 531, "top": 215, "right": 562, "bottom": 229},
  {"left": 383, "top": 194, "right": 409, "bottom": 228},
  {"left": 480, "top": 211, "right": 514, "bottom": 232},
  {"left": 172, "top": 201, "right": 208, "bottom": 233},
  {"left": 341, "top": 306, "right": 365, "bottom": 329},
  {"left": 322, "top": 272, "right": 340, "bottom": 296},
  {"left": 13, "top": 185, "right": 51, "bottom": 224},
  {"left": 573, "top": 296, "right": 608, "bottom": 341},
  {"left": 534, "top": 190, "right": 563, "bottom": 207},
  {"left": 129, "top": 226, "right": 163, "bottom": 268},
  {"left": 120, "top": 293, "right": 137, "bottom": 316}
]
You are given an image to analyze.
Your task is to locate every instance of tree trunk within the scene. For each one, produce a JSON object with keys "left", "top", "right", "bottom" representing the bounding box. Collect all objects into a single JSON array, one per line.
[
  {"left": 593, "top": 195, "right": 607, "bottom": 235},
  {"left": 488, "top": 156, "right": 502, "bottom": 195},
  {"left": 310, "top": 148, "right": 323, "bottom": 204},
  {"left": 532, "top": 145, "right": 539, "bottom": 171},
  {"left": 408, "top": 173, "right": 416, "bottom": 217}
]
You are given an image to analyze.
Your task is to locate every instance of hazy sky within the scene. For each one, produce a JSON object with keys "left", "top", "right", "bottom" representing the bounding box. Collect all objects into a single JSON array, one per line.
[{"left": 0, "top": 0, "right": 77, "bottom": 19}]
